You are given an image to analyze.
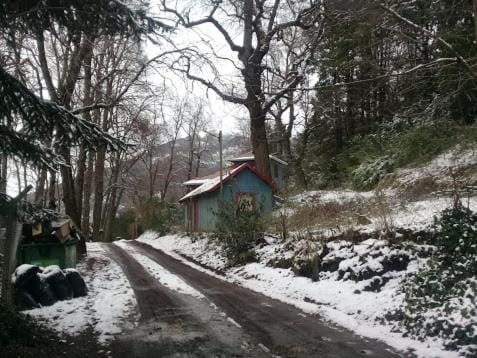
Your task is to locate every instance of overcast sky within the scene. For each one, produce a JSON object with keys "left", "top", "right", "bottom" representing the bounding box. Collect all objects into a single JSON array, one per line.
[{"left": 146, "top": 1, "right": 247, "bottom": 135}]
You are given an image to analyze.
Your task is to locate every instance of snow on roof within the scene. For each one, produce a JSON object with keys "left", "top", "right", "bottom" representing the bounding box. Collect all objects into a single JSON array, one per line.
[
  {"left": 179, "top": 163, "right": 276, "bottom": 202},
  {"left": 183, "top": 169, "right": 223, "bottom": 186},
  {"left": 180, "top": 176, "right": 222, "bottom": 202},
  {"left": 228, "top": 152, "right": 288, "bottom": 166},
  {"left": 182, "top": 178, "right": 212, "bottom": 186}
]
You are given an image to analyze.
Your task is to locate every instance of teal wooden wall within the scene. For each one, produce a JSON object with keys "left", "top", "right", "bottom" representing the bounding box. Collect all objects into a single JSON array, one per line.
[
  {"left": 198, "top": 193, "right": 219, "bottom": 231},
  {"left": 187, "top": 167, "right": 274, "bottom": 231}
]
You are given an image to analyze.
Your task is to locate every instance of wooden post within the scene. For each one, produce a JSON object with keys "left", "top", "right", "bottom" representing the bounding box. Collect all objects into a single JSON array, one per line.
[
  {"left": 0, "top": 218, "right": 22, "bottom": 305},
  {"left": 0, "top": 185, "right": 32, "bottom": 305}
]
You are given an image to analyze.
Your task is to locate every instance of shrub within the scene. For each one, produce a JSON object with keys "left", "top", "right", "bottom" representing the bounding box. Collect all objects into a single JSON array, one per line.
[
  {"left": 138, "top": 197, "right": 181, "bottom": 235},
  {"left": 392, "top": 121, "right": 477, "bottom": 167},
  {"left": 352, "top": 155, "right": 395, "bottom": 190},
  {"left": 385, "top": 204, "right": 477, "bottom": 355},
  {"left": 213, "top": 202, "right": 264, "bottom": 266},
  {"left": 111, "top": 208, "right": 137, "bottom": 240}
]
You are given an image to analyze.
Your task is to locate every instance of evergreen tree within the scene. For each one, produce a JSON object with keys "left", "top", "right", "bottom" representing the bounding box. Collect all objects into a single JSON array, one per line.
[{"left": 0, "top": 0, "right": 171, "bottom": 168}]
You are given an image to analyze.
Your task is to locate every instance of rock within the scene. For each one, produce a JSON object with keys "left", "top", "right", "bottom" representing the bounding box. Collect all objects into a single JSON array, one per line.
[
  {"left": 382, "top": 253, "right": 410, "bottom": 272},
  {"left": 271, "top": 257, "right": 293, "bottom": 269},
  {"left": 363, "top": 276, "right": 391, "bottom": 292},
  {"left": 356, "top": 214, "right": 372, "bottom": 225},
  {"left": 292, "top": 255, "right": 321, "bottom": 281}
]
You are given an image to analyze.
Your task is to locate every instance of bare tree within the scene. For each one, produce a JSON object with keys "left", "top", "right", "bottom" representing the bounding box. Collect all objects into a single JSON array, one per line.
[
  {"left": 160, "top": 100, "right": 186, "bottom": 200},
  {"left": 184, "top": 99, "right": 207, "bottom": 180},
  {"left": 162, "top": 0, "right": 324, "bottom": 177}
]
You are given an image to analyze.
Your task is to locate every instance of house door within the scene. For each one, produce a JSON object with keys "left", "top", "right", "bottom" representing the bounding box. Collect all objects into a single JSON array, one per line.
[{"left": 193, "top": 200, "right": 199, "bottom": 231}]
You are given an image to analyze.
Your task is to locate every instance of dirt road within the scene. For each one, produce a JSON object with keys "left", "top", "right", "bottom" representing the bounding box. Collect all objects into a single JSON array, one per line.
[{"left": 104, "top": 241, "right": 406, "bottom": 357}]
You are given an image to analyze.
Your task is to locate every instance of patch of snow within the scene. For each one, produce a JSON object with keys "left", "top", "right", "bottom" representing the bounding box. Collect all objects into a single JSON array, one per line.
[
  {"left": 291, "top": 190, "right": 375, "bottom": 205},
  {"left": 392, "top": 196, "right": 477, "bottom": 231},
  {"left": 227, "top": 316, "right": 242, "bottom": 328},
  {"left": 25, "top": 242, "right": 137, "bottom": 343},
  {"left": 393, "top": 148, "right": 477, "bottom": 191},
  {"left": 11, "top": 264, "right": 37, "bottom": 284}
]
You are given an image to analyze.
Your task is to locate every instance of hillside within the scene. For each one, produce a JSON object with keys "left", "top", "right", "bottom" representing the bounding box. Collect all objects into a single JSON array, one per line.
[{"left": 132, "top": 145, "right": 477, "bottom": 357}]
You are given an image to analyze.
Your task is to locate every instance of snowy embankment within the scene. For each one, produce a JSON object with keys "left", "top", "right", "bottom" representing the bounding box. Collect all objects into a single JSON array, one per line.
[
  {"left": 137, "top": 232, "right": 459, "bottom": 358},
  {"left": 26, "top": 243, "right": 137, "bottom": 343}
]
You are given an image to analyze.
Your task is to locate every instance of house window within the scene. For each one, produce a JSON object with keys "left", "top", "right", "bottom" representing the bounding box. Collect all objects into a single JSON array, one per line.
[
  {"left": 274, "top": 163, "right": 279, "bottom": 178},
  {"left": 236, "top": 192, "right": 256, "bottom": 211}
]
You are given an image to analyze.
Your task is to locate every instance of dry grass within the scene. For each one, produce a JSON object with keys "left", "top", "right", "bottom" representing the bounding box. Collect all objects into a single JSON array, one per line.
[
  {"left": 276, "top": 198, "right": 377, "bottom": 232},
  {"left": 269, "top": 190, "right": 402, "bottom": 238}
]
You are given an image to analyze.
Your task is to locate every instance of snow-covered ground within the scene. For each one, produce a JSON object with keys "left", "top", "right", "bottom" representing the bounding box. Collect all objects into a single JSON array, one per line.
[
  {"left": 288, "top": 190, "right": 477, "bottom": 234},
  {"left": 25, "top": 242, "right": 137, "bottom": 343},
  {"left": 137, "top": 232, "right": 461, "bottom": 358},
  {"left": 291, "top": 189, "right": 376, "bottom": 205},
  {"left": 287, "top": 147, "right": 477, "bottom": 235},
  {"left": 394, "top": 148, "right": 477, "bottom": 189}
]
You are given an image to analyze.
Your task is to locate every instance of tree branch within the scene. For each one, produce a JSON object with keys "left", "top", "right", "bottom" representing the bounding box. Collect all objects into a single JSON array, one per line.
[
  {"left": 161, "top": 0, "right": 244, "bottom": 53},
  {"left": 174, "top": 55, "right": 246, "bottom": 105},
  {"left": 381, "top": 3, "right": 477, "bottom": 81}
]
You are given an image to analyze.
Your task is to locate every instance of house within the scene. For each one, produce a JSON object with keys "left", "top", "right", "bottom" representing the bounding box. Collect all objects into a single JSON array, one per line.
[
  {"left": 227, "top": 151, "right": 287, "bottom": 190},
  {"left": 179, "top": 153, "right": 287, "bottom": 232}
]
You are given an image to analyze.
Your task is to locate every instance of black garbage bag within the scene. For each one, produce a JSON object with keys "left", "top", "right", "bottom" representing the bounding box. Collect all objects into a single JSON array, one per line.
[
  {"left": 15, "top": 289, "right": 40, "bottom": 310},
  {"left": 42, "top": 266, "right": 73, "bottom": 300},
  {"left": 24, "top": 274, "right": 44, "bottom": 301},
  {"left": 64, "top": 269, "right": 88, "bottom": 297},
  {"left": 36, "top": 280, "right": 57, "bottom": 306},
  {"left": 11, "top": 264, "right": 42, "bottom": 289}
]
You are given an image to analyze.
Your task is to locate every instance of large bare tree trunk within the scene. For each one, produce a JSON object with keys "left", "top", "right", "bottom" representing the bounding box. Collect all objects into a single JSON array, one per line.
[
  {"left": 0, "top": 157, "right": 7, "bottom": 228},
  {"left": 92, "top": 146, "right": 106, "bottom": 241},
  {"left": 1, "top": 186, "right": 31, "bottom": 305},
  {"left": 246, "top": 101, "right": 271, "bottom": 178},
  {"left": 74, "top": 39, "right": 94, "bottom": 237},
  {"left": 48, "top": 170, "right": 57, "bottom": 209},
  {"left": 92, "top": 78, "right": 111, "bottom": 241},
  {"left": 241, "top": 0, "right": 271, "bottom": 177},
  {"left": 81, "top": 151, "right": 94, "bottom": 237},
  {"left": 0, "top": 218, "right": 22, "bottom": 305},
  {"left": 35, "top": 167, "right": 47, "bottom": 205},
  {"left": 103, "top": 152, "right": 122, "bottom": 241}
]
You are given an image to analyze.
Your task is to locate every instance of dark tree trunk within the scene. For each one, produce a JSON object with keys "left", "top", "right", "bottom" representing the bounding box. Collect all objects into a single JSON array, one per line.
[
  {"left": 472, "top": 0, "right": 477, "bottom": 41},
  {"left": 248, "top": 106, "right": 270, "bottom": 178},
  {"left": 0, "top": 156, "right": 7, "bottom": 194},
  {"left": 74, "top": 42, "right": 93, "bottom": 230},
  {"left": 48, "top": 170, "right": 57, "bottom": 209},
  {"left": 81, "top": 151, "right": 94, "bottom": 236},
  {"left": 92, "top": 145, "right": 106, "bottom": 241},
  {"left": 103, "top": 152, "right": 122, "bottom": 241},
  {"left": 35, "top": 167, "right": 47, "bottom": 205}
]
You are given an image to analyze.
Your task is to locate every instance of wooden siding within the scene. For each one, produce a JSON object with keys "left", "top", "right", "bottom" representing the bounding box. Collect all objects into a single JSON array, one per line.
[{"left": 185, "top": 167, "right": 273, "bottom": 231}]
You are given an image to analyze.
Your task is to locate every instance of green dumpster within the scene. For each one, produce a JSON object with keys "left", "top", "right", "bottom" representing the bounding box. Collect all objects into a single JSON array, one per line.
[
  {"left": 17, "top": 240, "right": 77, "bottom": 268},
  {"left": 17, "top": 217, "right": 79, "bottom": 269}
]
